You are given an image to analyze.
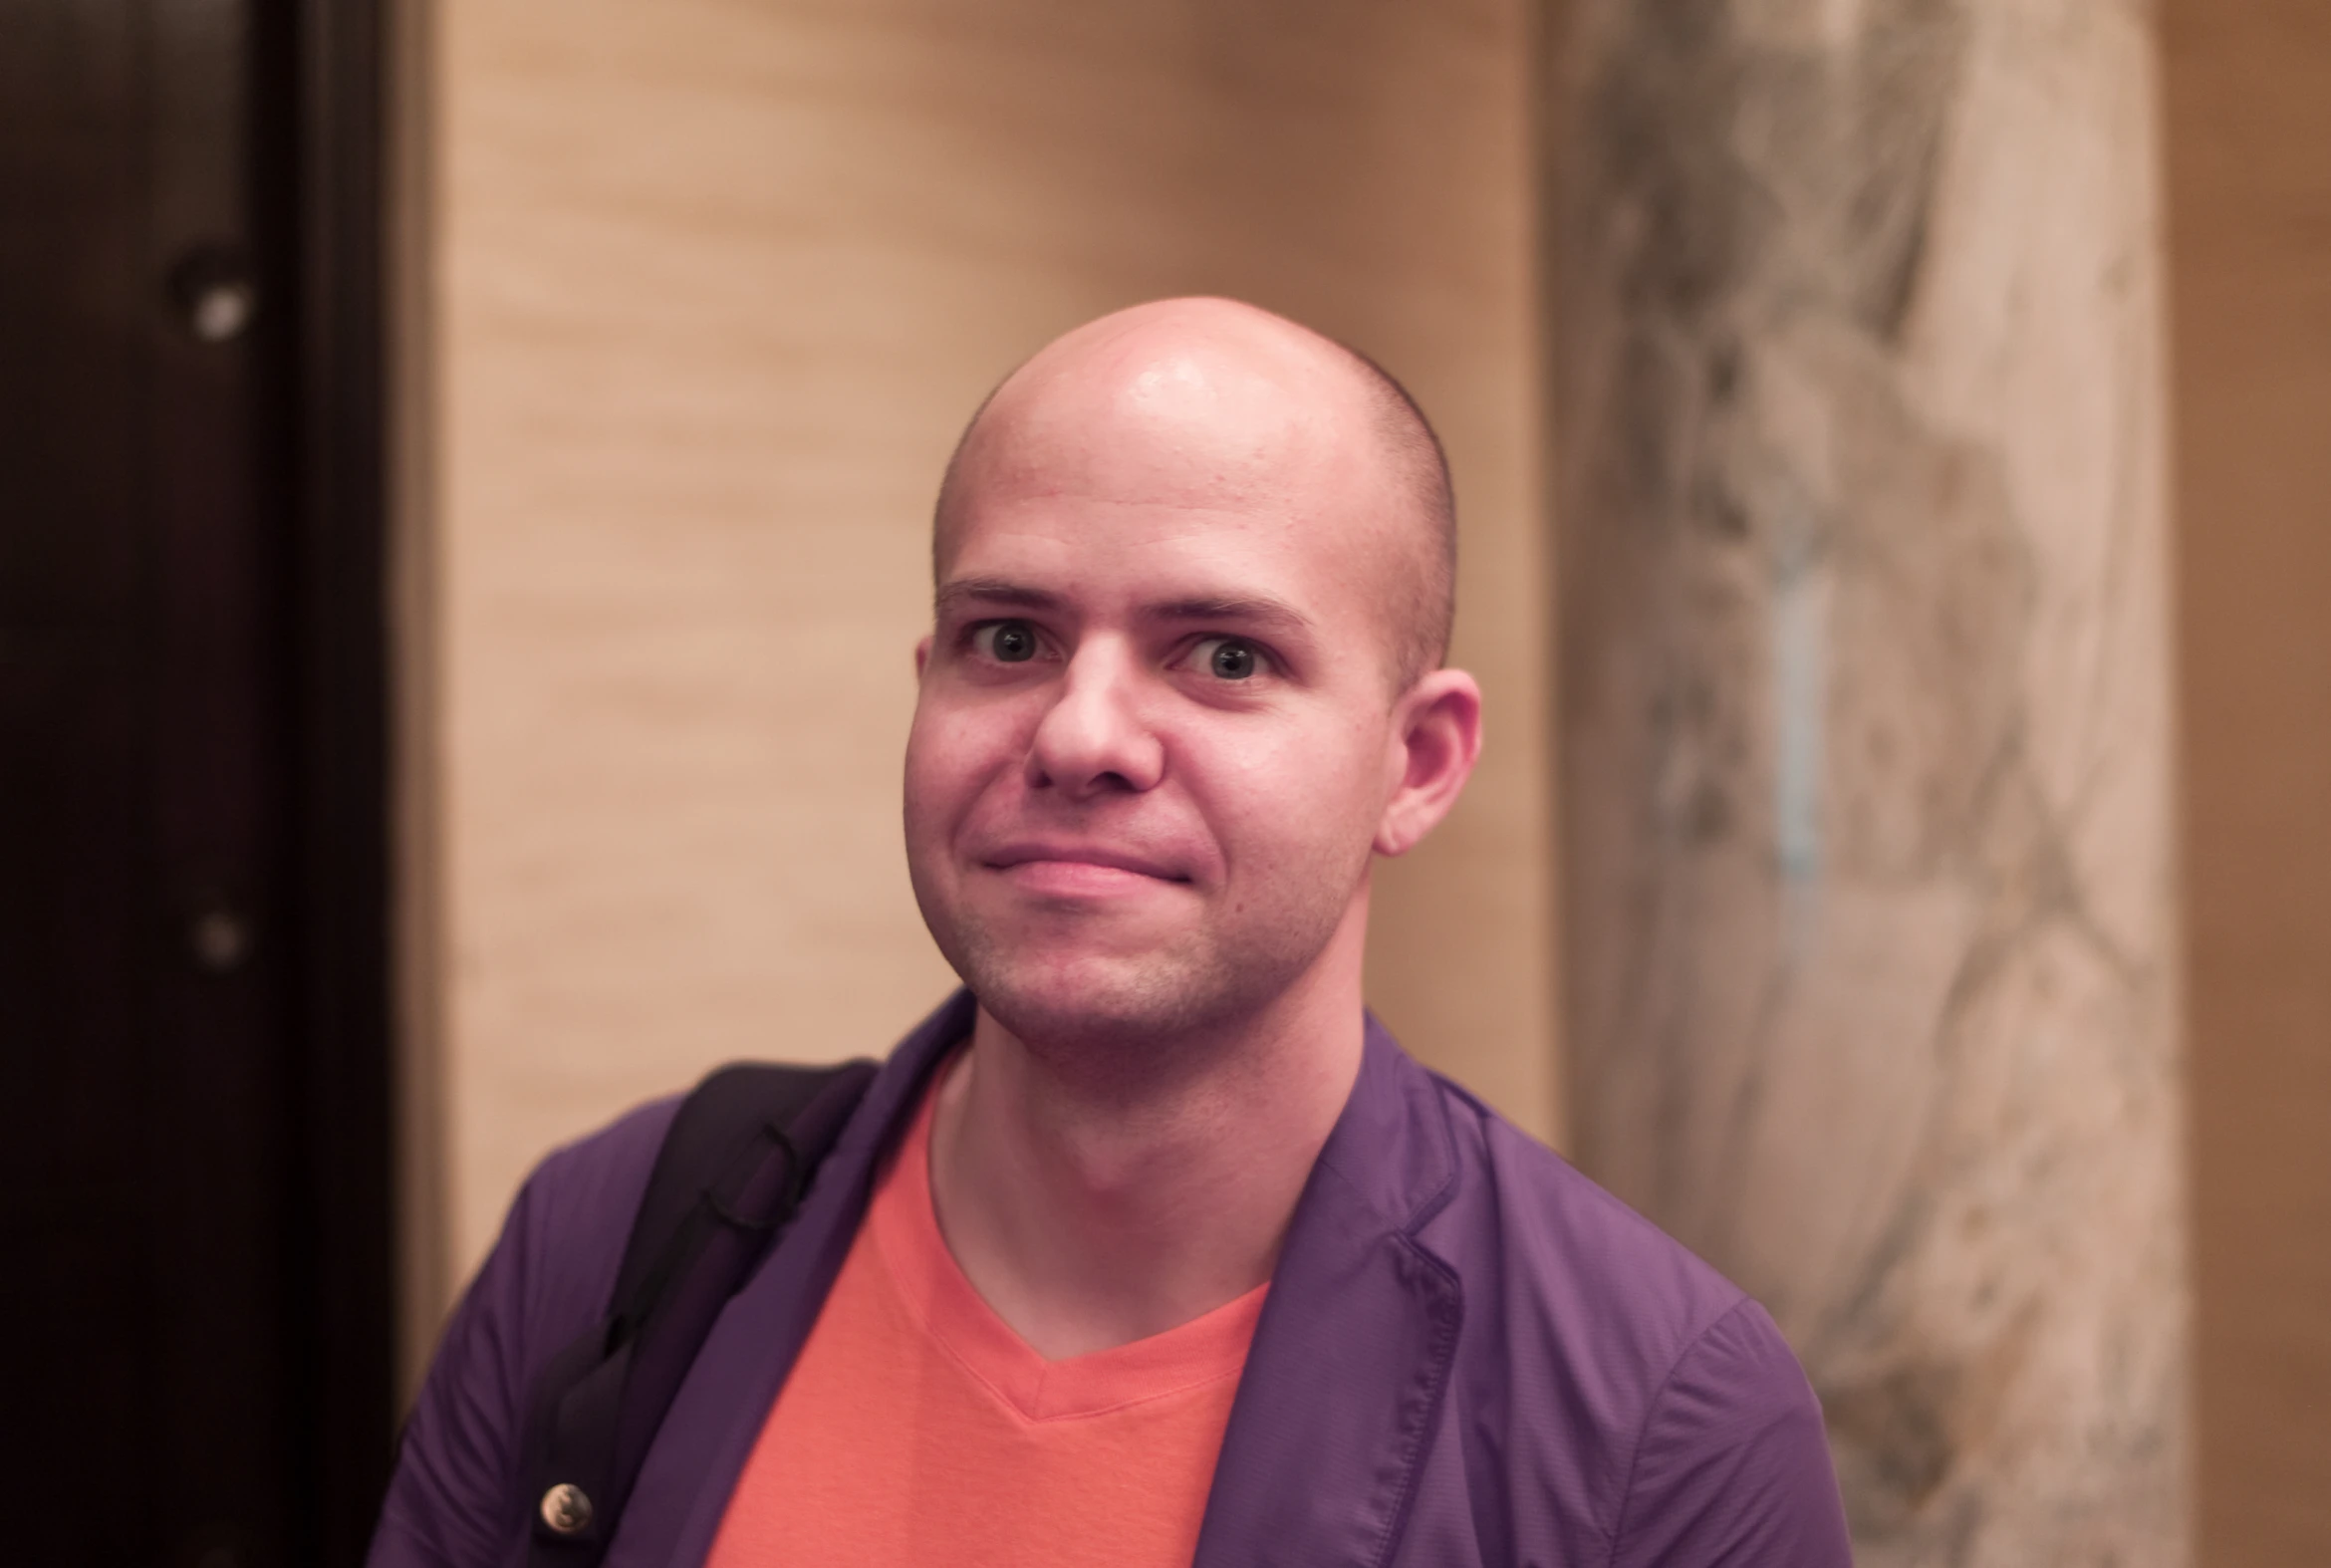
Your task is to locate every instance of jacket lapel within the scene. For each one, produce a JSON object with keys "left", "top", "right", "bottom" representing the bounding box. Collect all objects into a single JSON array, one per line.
[{"left": 1192, "top": 1019, "right": 1465, "bottom": 1568}]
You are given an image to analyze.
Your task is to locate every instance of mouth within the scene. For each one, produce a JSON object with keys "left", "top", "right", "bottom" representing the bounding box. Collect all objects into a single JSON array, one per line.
[{"left": 981, "top": 843, "right": 1191, "bottom": 894}]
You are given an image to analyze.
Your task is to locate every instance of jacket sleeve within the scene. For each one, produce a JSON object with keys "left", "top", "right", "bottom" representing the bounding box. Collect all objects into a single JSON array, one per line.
[
  {"left": 1607, "top": 1299, "right": 1854, "bottom": 1568},
  {"left": 367, "top": 1176, "right": 547, "bottom": 1568},
  {"left": 367, "top": 1101, "right": 677, "bottom": 1568}
]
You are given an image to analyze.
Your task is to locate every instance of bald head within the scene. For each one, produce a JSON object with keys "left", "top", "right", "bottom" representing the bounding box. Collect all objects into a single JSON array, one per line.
[{"left": 933, "top": 299, "right": 1455, "bottom": 690}]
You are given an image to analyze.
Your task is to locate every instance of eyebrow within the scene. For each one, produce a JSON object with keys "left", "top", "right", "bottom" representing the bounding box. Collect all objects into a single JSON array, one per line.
[
  {"left": 933, "top": 577, "right": 1061, "bottom": 617},
  {"left": 1149, "top": 595, "right": 1316, "bottom": 641},
  {"left": 934, "top": 577, "right": 1316, "bottom": 642}
]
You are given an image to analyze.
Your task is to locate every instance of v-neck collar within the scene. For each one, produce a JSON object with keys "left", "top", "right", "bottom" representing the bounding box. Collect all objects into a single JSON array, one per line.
[{"left": 868, "top": 1054, "right": 1268, "bottom": 1424}]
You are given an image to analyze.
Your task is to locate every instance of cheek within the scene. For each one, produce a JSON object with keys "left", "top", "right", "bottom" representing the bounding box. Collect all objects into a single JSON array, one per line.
[
  {"left": 905, "top": 696, "right": 1023, "bottom": 840},
  {"left": 1191, "top": 712, "right": 1389, "bottom": 869},
  {"left": 903, "top": 712, "right": 967, "bottom": 841}
]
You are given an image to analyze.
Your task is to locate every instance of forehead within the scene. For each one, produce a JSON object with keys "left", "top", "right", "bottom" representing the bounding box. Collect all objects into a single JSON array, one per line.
[
  {"left": 940, "top": 344, "right": 1393, "bottom": 565},
  {"left": 969, "top": 349, "right": 1329, "bottom": 500},
  {"left": 939, "top": 439, "right": 1392, "bottom": 643},
  {"left": 938, "top": 499, "right": 1366, "bottom": 640}
]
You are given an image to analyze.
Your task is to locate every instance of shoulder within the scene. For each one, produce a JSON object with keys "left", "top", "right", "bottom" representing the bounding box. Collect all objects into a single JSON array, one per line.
[
  {"left": 1406, "top": 1069, "right": 1847, "bottom": 1562},
  {"left": 496, "top": 1093, "right": 685, "bottom": 1339},
  {"left": 423, "top": 1091, "right": 689, "bottom": 1402},
  {"left": 1413, "top": 1069, "right": 1753, "bottom": 1383}
]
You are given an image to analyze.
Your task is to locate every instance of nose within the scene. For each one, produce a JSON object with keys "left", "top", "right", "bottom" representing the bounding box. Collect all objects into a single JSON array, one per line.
[{"left": 1027, "top": 638, "right": 1165, "bottom": 799}]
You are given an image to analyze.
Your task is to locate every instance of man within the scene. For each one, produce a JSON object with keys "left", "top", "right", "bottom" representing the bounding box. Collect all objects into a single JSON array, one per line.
[{"left": 375, "top": 298, "right": 1853, "bottom": 1566}]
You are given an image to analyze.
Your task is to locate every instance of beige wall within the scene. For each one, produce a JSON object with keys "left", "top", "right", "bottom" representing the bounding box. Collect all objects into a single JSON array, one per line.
[
  {"left": 400, "top": 0, "right": 1552, "bottom": 1357},
  {"left": 2163, "top": 4, "right": 2331, "bottom": 1563}
]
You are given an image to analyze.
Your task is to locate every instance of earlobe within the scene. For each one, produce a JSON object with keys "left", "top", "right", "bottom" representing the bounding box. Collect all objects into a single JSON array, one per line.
[{"left": 1374, "top": 669, "right": 1484, "bottom": 858}]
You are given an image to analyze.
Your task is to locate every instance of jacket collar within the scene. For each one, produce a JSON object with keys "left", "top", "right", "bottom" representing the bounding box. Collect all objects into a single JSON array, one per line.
[
  {"left": 634, "top": 991, "right": 1464, "bottom": 1568},
  {"left": 1191, "top": 1011, "right": 1466, "bottom": 1567}
]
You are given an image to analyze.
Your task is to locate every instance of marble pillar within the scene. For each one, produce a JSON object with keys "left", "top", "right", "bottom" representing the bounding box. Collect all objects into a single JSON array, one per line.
[{"left": 1547, "top": 3, "right": 2186, "bottom": 1564}]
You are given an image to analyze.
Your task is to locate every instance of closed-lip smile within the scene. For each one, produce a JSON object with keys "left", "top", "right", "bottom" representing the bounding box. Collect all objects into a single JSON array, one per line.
[{"left": 983, "top": 843, "right": 1189, "bottom": 884}]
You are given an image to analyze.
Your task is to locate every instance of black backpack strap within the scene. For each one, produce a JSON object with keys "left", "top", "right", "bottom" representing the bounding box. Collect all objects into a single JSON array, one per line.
[{"left": 520, "top": 1058, "right": 880, "bottom": 1567}]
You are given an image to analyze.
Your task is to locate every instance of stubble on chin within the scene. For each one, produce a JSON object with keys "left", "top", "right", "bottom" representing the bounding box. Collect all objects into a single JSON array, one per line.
[
  {"left": 952, "top": 922, "right": 1241, "bottom": 1055},
  {"left": 926, "top": 892, "right": 1346, "bottom": 1096}
]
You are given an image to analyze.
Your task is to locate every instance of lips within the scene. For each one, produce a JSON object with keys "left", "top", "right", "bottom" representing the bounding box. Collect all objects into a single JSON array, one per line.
[{"left": 981, "top": 842, "right": 1191, "bottom": 886}]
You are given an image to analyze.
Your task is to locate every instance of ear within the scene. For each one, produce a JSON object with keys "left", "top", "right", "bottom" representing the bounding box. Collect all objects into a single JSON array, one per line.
[
  {"left": 1375, "top": 667, "right": 1483, "bottom": 857},
  {"left": 914, "top": 634, "right": 932, "bottom": 680}
]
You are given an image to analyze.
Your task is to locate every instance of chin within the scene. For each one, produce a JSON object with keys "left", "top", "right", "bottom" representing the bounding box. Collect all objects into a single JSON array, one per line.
[
  {"left": 950, "top": 921, "right": 1333, "bottom": 1071},
  {"left": 968, "top": 951, "right": 1216, "bottom": 1052}
]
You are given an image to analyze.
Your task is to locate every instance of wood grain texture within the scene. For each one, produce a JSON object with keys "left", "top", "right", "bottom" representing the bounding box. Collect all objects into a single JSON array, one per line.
[
  {"left": 411, "top": 0, "right": 1549, "bottom": 1304},
  {"left": 2162, "top": 3, "right": 2331, "bottom": 1563}
]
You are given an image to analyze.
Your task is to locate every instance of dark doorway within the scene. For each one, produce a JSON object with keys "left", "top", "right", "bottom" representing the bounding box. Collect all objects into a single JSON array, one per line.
[{"left": 0, "top": 0, "right": 394, "bottom": 1563}]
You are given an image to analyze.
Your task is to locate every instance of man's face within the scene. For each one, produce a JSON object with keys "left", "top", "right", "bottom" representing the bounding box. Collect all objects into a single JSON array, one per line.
[{"left": 902, "top": 353, "right": 1414, "bottom": 1053}]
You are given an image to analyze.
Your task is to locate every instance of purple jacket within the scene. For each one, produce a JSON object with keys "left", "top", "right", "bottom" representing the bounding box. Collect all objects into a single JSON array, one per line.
[{"left": 375, "top": 992, "right": 1852, "bottom": 1567}]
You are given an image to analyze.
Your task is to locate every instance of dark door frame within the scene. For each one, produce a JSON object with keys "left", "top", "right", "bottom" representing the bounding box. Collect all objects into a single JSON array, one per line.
[
  {"left": 2, "top": 0, "right": 394, "bottom": 1554},
  {"left": 275, "top": 0, "right": 396, "bottom": 1555}
]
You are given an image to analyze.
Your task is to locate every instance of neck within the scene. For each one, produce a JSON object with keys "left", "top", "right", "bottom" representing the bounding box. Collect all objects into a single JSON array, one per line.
[{"left": 926, "top": 907, "right": 1370, "bottom": 1361}]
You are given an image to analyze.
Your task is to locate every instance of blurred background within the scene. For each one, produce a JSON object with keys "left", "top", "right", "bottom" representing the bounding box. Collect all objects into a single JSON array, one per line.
[{"left": 1, "top": 0, "right": 2321, "bottom": 1563}]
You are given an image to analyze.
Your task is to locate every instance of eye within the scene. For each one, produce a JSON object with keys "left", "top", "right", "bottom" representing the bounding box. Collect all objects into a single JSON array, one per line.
[
  {"left": 971, "top": 620, "right": 1041, "bottom": 663},
  {"left": 1192, "top": 637, "right": 1265, "bottom": 680}
]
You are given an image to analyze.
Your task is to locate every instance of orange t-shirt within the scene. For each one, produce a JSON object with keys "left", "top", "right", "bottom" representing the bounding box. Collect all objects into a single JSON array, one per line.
[{"left": 704, "top": 1066, "right": 1266, "bottom": 1568}]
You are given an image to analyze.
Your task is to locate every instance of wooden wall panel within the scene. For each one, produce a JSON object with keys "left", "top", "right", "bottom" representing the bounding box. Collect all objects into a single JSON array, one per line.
[
  {"left": 409, "top": 0, "right": 1548, "bottom": 1325},
  {"left": 2162, "top": 3, "right": 2331, "bottom": 1563}
]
